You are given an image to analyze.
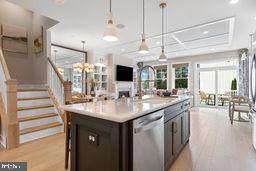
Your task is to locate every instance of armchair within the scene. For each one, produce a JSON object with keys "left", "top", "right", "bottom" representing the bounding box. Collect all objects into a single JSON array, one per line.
[{"left": 229, "top": 95, "right": 253, "bottom": 124}]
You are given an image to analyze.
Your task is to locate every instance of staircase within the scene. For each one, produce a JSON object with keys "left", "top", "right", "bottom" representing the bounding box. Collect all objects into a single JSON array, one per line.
[{"left": 17, "top": 85, "right": 64, "bottom": 144}]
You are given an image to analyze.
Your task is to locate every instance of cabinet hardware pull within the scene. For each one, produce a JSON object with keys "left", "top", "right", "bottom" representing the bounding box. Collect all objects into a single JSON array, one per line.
[
  {"left": 172, "top": 122, "right": 178, "bottom": 133},
  {"left": 184, "top": 102, "right": 190, "bottom": 107}
]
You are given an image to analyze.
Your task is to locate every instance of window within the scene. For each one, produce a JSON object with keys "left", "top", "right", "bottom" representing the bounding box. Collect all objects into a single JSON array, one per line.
[
  {"left": 154, "top": 65, "right": 167, "bottom": 89},
  {"left": 173, "top": 63, "right": 189, "bottom": 89},
  {"left": 140, "top": 65, "right": 168, "bottom": 90}
]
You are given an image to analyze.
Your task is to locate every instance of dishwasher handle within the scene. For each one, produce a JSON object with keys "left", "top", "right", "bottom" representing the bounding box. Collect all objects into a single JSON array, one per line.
[{"left": 134, "top": 115, "right": 163, "bottom": 134}]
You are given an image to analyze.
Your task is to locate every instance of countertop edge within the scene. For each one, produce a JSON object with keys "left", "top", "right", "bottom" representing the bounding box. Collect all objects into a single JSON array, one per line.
[{"left": 61, "top": 96, "right": 189, "bottom": 123}]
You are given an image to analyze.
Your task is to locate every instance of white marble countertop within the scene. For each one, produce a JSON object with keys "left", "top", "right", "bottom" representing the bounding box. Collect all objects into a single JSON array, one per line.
[{"left": 61, "top": 95, "right": 189, "bottom": 123}]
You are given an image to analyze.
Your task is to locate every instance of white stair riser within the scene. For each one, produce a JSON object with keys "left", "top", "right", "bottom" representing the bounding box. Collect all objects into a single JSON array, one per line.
[
  {"left": 18, "top": 84, "right": 47, "bottom": 89},
  {"left": 19, "top": 116, "right": 62, "bottom": 130},
  {"left": 20, "top": 125, "right": 64, "bottom": 144},
  {"left": 18, "top": 99, "right": 52, "bottom": 108},
  {"left": 17, "top": 91, "right": 48, "bottom": 98},
  {"left": 18, "top": 108, "right": 57, "bottom": 118}
]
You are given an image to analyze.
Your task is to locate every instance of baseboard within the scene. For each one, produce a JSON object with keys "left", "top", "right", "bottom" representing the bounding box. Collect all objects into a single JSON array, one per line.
[{"left": 0, "top": 134, "right": 7, "bottom": 148}]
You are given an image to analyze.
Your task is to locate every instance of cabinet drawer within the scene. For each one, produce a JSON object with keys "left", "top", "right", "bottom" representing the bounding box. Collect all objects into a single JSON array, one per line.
[
  {"left": 164, "top": 103, "right": 184, "bottom": 122},
  {"left": 164, "top": 102, "right": 183, "bottom": 115}
]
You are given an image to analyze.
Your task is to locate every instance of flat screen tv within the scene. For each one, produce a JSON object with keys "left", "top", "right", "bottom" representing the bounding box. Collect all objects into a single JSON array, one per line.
[{"left": 116, "top": 65, "right": 133, "bottom": 82}]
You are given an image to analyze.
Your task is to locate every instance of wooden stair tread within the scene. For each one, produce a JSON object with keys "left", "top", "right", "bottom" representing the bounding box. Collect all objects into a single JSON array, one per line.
[
  {"left": 18, "top": 104, "right": 54, "bottom": 111},
  {"left": 18, "top": 88, "right": 47, "bottom": 92},
  {"left": 19, "top": 113, "right": 58, "bottom": 122},
  {"left": 20, "top": 122, "right": 63, "bottom": 135},
  {"left": 18, "top": 96, "right": 50, "bottom": 101}
]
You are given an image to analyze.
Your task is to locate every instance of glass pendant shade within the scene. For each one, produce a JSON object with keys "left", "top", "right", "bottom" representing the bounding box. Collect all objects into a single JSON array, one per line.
[
  {"left": 138, "top": 34, "right": 149, "bottom": 54},
  {"left": 103, "top": 12, "right": 118, "bottom": 42},
  {"left": 158, "top": 46, "right": 167, "bottom": 61}
]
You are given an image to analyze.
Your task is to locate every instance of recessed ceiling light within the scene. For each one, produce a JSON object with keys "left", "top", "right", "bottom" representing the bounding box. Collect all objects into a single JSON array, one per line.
[
  {"left": 210, "top": 48, "right": 215, "bottom": 51},
  {"left": 203, "top": 31, "right": 209, "bottom": 34},
  {"left": 253, "top": 41, "right": 256, "bottom": 45},
  {"left": 229, "top": 0, "right": 240, "bottom": 5},
  {"left": 121, "top": 48, "right": 125, "bottom": 52},
  {"left": 156, "top": 41, "right": 161, "bottom": 45},
  {"left": 54, "top": 0, "right": 66, "bottom": 5},
  {"left": 254, "top": 16, "right": 256, "bottom": 20},
  {"left": 116, "top": 24, "right": 125, "bottom": 29}
]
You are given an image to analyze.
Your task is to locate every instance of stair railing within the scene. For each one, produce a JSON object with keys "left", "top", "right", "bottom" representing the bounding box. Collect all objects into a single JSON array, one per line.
[
  {"left": 0, "top": 47, "right": 18, "bottom": 149},
  {"left": 47, "top": 57, "right": 72, "bottom": 106}
]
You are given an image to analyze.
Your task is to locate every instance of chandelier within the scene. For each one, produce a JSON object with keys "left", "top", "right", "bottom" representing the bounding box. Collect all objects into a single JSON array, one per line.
[
  {"left": 73, "top": 41, "right": 94, "bottom": 73},
  {"left": 58, "top": 68, "right": 64, "bottom": 75},
  {"left": 73, "top": 63, "right": 94, "bottom": 73}
]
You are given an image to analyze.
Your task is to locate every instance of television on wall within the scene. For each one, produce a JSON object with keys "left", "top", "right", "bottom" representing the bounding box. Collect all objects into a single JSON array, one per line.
[{"left": 116, "top": 65, "right": 133, "bottom": 82}]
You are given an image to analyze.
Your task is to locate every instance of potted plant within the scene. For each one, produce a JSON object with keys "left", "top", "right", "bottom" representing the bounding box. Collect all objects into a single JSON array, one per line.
[{"left": 231, "top": 78, "right": 237, "bottom": 95}]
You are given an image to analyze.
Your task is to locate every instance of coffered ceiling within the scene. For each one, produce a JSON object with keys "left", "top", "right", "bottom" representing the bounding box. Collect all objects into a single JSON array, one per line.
[{"left": 7, "top": 0, "right": 256, "bottom": 62}]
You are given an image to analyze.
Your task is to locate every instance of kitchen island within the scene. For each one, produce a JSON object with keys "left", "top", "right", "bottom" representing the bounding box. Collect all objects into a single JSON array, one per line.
[{"left": 61, "top": 95, "right": 191, "bottom": 171}]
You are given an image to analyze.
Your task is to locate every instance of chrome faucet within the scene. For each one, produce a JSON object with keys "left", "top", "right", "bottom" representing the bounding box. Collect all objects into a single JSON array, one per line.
[{"left": 138, "top": 65, "right": 156, "bottom": 99}]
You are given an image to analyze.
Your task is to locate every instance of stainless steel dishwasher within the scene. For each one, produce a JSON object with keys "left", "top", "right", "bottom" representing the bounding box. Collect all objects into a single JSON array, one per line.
[{"left": 133, "top": 110, "right": 164, "bottom": 171}]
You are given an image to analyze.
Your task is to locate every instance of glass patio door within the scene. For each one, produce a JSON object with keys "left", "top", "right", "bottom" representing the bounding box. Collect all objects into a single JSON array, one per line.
[
  {"left": 198, "top": 67, "right": 238, "bottom": 107},
  {"left": 199, "top": 70, "right": 217, "bottom": 106},
  {"left": 217, "top": 69, "right": 237, "bottom": 106}
]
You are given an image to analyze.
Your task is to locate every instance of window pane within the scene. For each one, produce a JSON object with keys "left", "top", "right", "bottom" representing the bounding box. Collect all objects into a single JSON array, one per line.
[
  {"left": 199, "top": 71, "right": 215, "bottom": 94},
  {"left": 157, "top": 80, "right": 167, "bottom": 89},
  {"left": 218, "top": 70, "right": 237, "bottom": 94},
  {"left": 175, "top": 79, "right": 188, "bottom": 88},
  {"left": 154, "top": 65, "right": 167, "bottom": 90}
]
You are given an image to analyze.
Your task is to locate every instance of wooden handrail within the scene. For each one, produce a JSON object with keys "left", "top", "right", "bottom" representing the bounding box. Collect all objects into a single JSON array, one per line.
[
  {"left": 47, "top": 57, "right": 65, "bottom": 84},
  {"left": 0, "top": 48, "right": 11, "bottom": 80}
]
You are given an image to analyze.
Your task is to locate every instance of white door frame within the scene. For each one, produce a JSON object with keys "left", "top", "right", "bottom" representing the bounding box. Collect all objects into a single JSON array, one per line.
[{"left": 195, "top": 64, "right": 238, "bottom": 107}]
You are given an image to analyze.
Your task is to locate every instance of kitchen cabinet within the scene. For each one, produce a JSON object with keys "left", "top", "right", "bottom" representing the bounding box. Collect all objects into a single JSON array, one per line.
[
  {"left": 164, "top": 120, "right": 174, "bottom": 167},
  {"left": 172, "top": 114, "right": 183, "bottom": 155},
  {"left": 164, "top": 100, "right": 190, "bottom": 170},
  {"left": 182, "top": 110, "right": 190, "bottom": 144}
]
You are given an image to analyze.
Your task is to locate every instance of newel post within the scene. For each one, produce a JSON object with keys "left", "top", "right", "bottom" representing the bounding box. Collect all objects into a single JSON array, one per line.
[
  {"left": 63, "top": 81, "right": 72, "bottom": 105},
  {"left": 5, "top": 79, "right": 19, "bottom": 149}
]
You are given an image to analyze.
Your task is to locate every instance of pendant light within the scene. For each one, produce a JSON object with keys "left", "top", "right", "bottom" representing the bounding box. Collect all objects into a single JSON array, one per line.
[
  {"left": 158, "top": 2, "right": 167, "bottom": 62},
  {"left": 138, "top": 0, "right": 149, "bottom": 54},
  {"left": 103, "top": 0, "right": 118, "bottom": 42}
]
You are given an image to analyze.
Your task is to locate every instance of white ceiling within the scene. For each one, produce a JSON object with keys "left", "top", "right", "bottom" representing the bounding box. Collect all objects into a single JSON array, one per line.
[{"left": 7, "top": 0, "right": 256, "bottom": 62}]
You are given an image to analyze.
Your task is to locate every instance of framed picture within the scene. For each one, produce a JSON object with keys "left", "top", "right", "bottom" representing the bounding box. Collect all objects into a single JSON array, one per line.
[
  {"left": 0, "top": 24, "right": 28, "bottom": 54},
  {"left": 34, "top": 26, "right": 43, "bottom": 54}
]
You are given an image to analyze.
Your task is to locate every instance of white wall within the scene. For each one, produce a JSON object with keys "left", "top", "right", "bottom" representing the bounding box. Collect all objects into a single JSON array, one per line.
[
  {"left": 108, "top": 54, "right": 135, "bottom": 96},
  {"left": 0, "top": 0, "right": 58, "bottom": 84}
]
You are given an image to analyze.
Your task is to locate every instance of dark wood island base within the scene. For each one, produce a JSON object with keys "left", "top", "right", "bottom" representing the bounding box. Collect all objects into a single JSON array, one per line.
[{"left": 69, "top": 99, "right": 190, "bottom": 171}]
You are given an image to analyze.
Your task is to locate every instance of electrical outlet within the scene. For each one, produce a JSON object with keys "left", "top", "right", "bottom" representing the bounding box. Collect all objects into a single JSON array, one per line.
[{"left": 88, "top": 132, "right": 99, "bottom": 146}]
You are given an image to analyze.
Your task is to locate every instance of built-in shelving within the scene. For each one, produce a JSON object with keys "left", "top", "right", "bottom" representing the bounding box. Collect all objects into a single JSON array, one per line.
[{"left": 93, "top": 65, "right": 108, "bottom": 92}]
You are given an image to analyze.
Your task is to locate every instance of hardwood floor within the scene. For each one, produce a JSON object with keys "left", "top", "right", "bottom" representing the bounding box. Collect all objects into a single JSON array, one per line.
[
  {"left": 0, "top": 107, "right": 255, "bottom": 171},
  {"left": 169, "top": 107, "right": 256, "bottom": 171},
  {"left": 0, "top": 133, "right": 66, "bottom": 171}
]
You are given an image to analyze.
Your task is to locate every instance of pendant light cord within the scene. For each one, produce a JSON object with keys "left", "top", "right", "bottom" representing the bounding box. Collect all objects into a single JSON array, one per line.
[
  {"left": 143, "top": 0, "right": 145, "bottom": 34},
  {"left": 82, "top": 42, "right": 85, "bottom": 63},
  {"left": 110, "top": 0, "right": 112, "bottom": 12},
  {"left": 161, "top": 7, "right": 164, "bottom": 47}
]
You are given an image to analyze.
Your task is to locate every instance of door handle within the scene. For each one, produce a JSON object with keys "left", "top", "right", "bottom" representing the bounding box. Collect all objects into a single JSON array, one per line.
[
  {"left": 134, "top": 116, "right": 163, "bottom": 134},
  {"left": 172, "top": 122, "right": 178, "bottom": 133},
  {"left": 184, "top": 102, "right": 190, "bottom": 107}
]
